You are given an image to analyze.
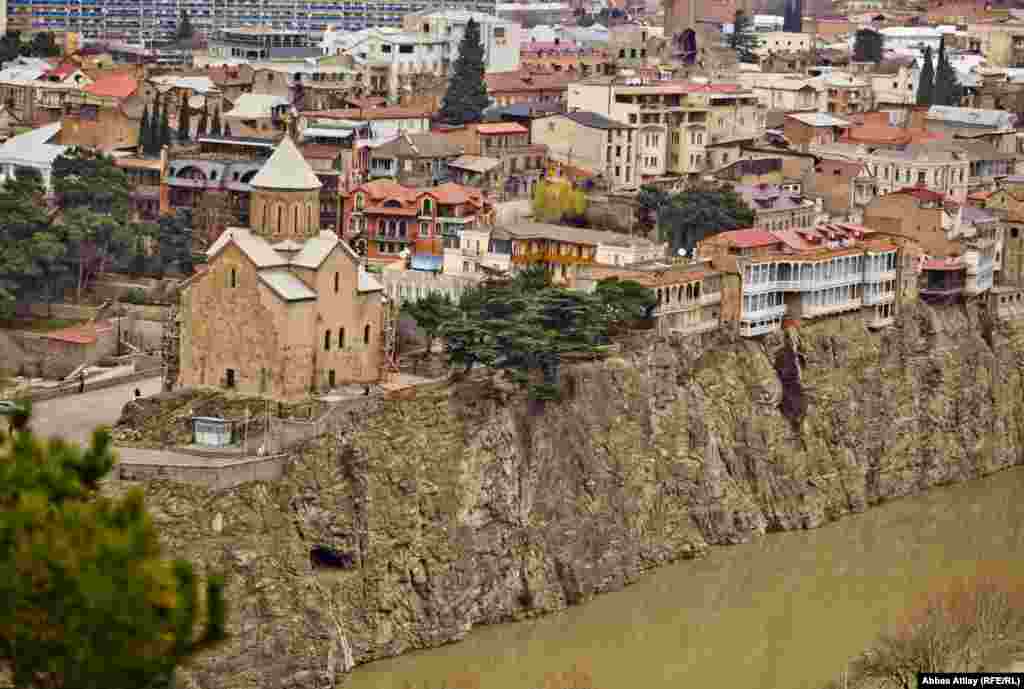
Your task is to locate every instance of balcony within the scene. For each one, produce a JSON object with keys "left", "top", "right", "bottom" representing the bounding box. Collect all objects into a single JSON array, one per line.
[
  {"left": 862, "top": 290, "right": 895, "bottom": 306},
  {"left": 512, "top": 251, "right": 593, "bottom": 266},
  {"left": 167, "top": 177, "right": 209, "bottom": 189},
  {"left": 745, "top": 273, "right": 861, "bottom": 295},
  {"left": 741, "top": 303, "right": 787, "bottom": 321},
  {"left": 739, "top": 318, "right": 783, "bottom": 337},
  {"left": 700, "top": 291, "right": 722, "bottom": 306},
  {"left": 803, "top": 297, "right": 862, "bottom": 318},
  {"left": 863, "top": 269, "right": 897, "bottom": 283}
]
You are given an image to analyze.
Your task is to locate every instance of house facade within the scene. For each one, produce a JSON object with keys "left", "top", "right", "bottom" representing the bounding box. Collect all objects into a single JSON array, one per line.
[{"left": 529, "top": 110, "right": 638, "bottom": 190}]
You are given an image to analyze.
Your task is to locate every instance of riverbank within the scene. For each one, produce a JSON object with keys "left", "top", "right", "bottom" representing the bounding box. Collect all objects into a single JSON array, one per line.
[{"left": 111, "top": 300, "right": 1024, "bottom": 689}]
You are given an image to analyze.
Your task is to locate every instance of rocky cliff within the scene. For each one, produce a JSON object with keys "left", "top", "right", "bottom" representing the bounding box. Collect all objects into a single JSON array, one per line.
[{"left": 106, "top": 301, "right": 1024, "bottom": 689}]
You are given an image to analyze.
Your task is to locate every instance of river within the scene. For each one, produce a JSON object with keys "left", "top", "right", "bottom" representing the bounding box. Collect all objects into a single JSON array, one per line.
[{"left": 345, "top": 467, "right": 1024, "bottom": 689}]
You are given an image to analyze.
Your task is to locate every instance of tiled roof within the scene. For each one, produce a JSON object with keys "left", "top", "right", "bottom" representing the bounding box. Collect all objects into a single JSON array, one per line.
[
  {"left": 485, "top": 70, "right": 576, "bottom": 94},
  {"left": 476, "top": 122, "right": 529, "bottom": 135},
  {"left": 358, "top": 178, "right": 420, "bottom": 203},
  {"left": 291, "top": 231, "right": 340, "bottom": 269},
  {"left": 923, "top": 257, "right": 964, "bottom": 271},
  {"left": 423, "top": 182, "right": 482, "bottom": 206},
  {"left": 43, "top": 320, "right": 112, "bottom": 345},
  {"left": 207, "top": 227, "right": 287, "bottom": 268},
  {"left": 300, "top": 143, "right": 343, "bottom": 160},
  {"left": 258, "top": 269, "right": 317, "bottom": 301},
  {"left": 251, "top": 136, "right": 322, "bottom": 191},
  {"left": 892, "top": 186, "right": 947, "bottom": 202},
  {"left": 712, "top": 228, "right": 780, "bottom": 248},
  {"left": 83, "top": 73, "right": 137, "bottom": 99},
  {"left": 301, "top": 106, "right": 432, "bottom": 120},
  {"left": 563, "top": 110, "right": 632, "bottom": 130}
]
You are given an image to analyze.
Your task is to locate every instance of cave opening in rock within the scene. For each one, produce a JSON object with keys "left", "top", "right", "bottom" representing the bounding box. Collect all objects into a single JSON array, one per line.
[{"left": 310, "top": 545, "right": 356, "bottom": 570}]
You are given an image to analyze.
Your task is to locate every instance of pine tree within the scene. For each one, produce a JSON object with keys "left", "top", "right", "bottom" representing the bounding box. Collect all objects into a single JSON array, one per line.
[
  {"left": 177, "top": 93, "right": 191, "bottom": 142},
  {"left": 147, "top": 97, "right": 161, "bottom": 155},
  {"left": 0, "top": 414, "right": 227, "bottom": 689},
  {"left": 728, "top": 10, "right": 762, "bottom": 64},
  {"left": 439, "top": 17, "right": 490, "bottom": 125},
  {"left": 196, "top": 104, "right": 208, "bottom": 139},
  {"left": 916, "top": 45, "right": 935, "bottom": 106},
  {"left": 139, "top": 103, "right": 151, "bottom": 155},
  {"left": 159, "top": 100, "right": 172, "bottom": 150},
  {"left": 210, "top": 105, "right": 222, "bottom": 136},
  {"left": 934, "top": 36, "right": 962, "bottom": 106}
]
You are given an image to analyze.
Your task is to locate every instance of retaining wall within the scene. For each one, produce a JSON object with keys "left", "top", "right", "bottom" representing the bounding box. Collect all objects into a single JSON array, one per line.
[{"left": 116, "top": 453, "right": 288, "bottom": 490}]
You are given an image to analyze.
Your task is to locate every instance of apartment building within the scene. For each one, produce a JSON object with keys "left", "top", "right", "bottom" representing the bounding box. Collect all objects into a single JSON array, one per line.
[
  {"left": 530, "top": 110, "right": 638, "bottom": 190},
  {"left": 400, "top": 10, "right": 521, "bottom": 73},
  {"left": 699, "top": 223, "right": 902, "bottom": 336},
  {"left": 566, "top": 78, "right": 762, "bottom": 180},
  {"left": 736, "top": 73, "right": 824, "bottom": 112},
  {"left": 868, "top": 58, "right": 918, "bottom": 111},
  {"left": 782, "top": 112, "right": 849, "bottom": 151},
  {"left": 818, "top": 72, "right": 872, "bottom": 116},
  {"left": 485, "top": 70, "right": 577, "bottom": 106},
  {"left": 755, "top": 31, "right": 813, "bottom": 54},
  {"left": 208, "top": 27, "right": 320, "bottom": 61}
]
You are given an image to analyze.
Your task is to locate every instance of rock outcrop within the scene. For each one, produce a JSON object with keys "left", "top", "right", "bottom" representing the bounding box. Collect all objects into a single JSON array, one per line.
[{"left": 105, "top": 301, "right": 1024, "bottom": 689}]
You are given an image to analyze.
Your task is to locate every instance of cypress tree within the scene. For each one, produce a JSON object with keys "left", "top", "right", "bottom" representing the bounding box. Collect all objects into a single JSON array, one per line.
[
  {"left": 223, "top": 120, "right": 232, "bottom": 137},
  {"left": 934, "top": 36, "right": 962, "bottom": 106},
  {"left": 177, "top": 93, "right": 191, "bottom": 142},
  {"left": 148, "top": 97, "right": 161, "bottom": 155},
  {"left": 159, "top": 100, "right": 172, "bottom": 150},
  {"left": 139, "top": 103, "right": 150, "bottom": 155},
  {"left": 210, "top": 105, "right": 222, "bottom": 136},
  {"left": 439, "top": 17, "right": 490, "bottom": 125},
  {"left": 916, "top": 45, "right": 934, "bottom": 106},
  {"left": 196, "top": 104, "right": 208, "bottom": 139}
]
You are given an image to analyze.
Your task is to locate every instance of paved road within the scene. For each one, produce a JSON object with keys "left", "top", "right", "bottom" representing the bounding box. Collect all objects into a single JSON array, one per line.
[{"left": 31, "top": 377, "right": 162, "bottom": 444}]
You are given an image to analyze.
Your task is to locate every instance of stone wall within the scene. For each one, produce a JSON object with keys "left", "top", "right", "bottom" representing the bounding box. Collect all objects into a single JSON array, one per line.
[
  {"left": 583, "top": 193, "right": 640, "bottom": 234},
  {"left": 250, "top": 188, "right": 320, "bottom": 241},
  {"left": 116, "top": 454, "right": 288, "bottom": 491},
  {"left": 114, "top": 301, "right": 1024, "bottom": 689}
]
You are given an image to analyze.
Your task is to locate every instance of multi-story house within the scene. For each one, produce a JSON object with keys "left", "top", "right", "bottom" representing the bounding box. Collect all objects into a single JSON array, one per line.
[
  {"left": 57, "top": 73, "right": 144, "bottom": 152},
  {"left": 868, "top": 58, "right": 918, "bottom": 112},
  {"left": 818, "top": 72, "right": 872, "bottom": 116},
  {"left": 320, "top": 26, "right": 449, "bottom": 98},
  {"left": 733, "top": 183, "right": 817, "bottom": 231},
  {"left": 530, "top": 110, "right": 638, "bottom": 190},
  {"left": 208, "top": 27, "right": 321, "bottom": 61},
  {"left": 221, "top": 93, "right": 292, "bottom": 139},
  {"left": 736, "top": 73, "right": 824, "bottom": 113},
  {"left": 473, "top": 121, "right": 548, "bottom": 198},
  {"left": 364, "top": 131, "right": 466, "bottom": 187},
  {"left": 924, "top": 105, "right": 1019, "bottom": 154},
  {"left": 958, "top": 140, "right": 1016, "bottom": 193},
  {"left": 247, "top": 64, "right": 359, "bottom": 112},
  {"left": 782, "top": 112, "right": 849, "bottom": 151},
  {"left": 755, "top": 31, "right": 813, "bottom": 54},
  {"left": 400, "top": 9, "right": 522, "bottom": 73},
  {"left": 699, "top": 223, "right": 903, "bottom": 336},
  {"left": 576, "top": 261, "right": 723, "bottom": 337},
  {"left": 501, "top": 221, "right": 665, "bottom": 286},
  {"left": 485, "top": 70, "right": 577, "bottom": 106},
  {"left": 342, "top": 179, "right": 495, "bottom": 259}
]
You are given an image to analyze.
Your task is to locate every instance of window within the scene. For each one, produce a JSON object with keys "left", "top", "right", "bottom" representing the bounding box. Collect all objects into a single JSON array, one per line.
[
  {"left": 338, "top": 327, "right": 345, "bottom": 348},
  {"left": 364, "top": 324, "right": 371, "bottom": 344},
  {"left": 229, "top": 268, "right": 237, "bottom": 288},
  {"left": 324, "top": 330, "right": 331, "bottom": 351},
  {"left": 225, "top": 369, "right": 235, "bottom": 388},
  {"left": 328, "top": 370, "right": 336, "bottom": 388},
  {"left": 381, "top": 44, "right": 392, "bottom": 53},
  {"left": 334, "top": 272, "right": 339, "bottom": 293},
  {"left": 399, "top": 44, "right": 414, "bottom": 53}
]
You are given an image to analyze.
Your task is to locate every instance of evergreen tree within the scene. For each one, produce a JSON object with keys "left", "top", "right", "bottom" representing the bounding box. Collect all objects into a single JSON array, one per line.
[
  {"left": 916, "top": 45, "right": 935, "bottom": 106},
  {"left": 439, "top": 17, "right": 490, "bottom": 125},
  {"left": 223, "top": 120, "right": 232, "bottom": 137},
  {"left": 210, "top": 105, "right": 222, "bottom": 136},
  {"left": 176, "top": 9, "right": 193, "bottom": 40},
  {"left": 852, "top": 28, "right": 884, "bottom": 62},
  {"left": 934, "top": 36, "right": 963, "bottom": 106},
  {"left": 177, "top": 93, "right": 191, "bottom": 142},
  {"left": 139, "top": 103, "right": 151, "bottom": 155},
  {"left": 728, "top": 10, "right": 762, "bottom": 64},
  {"left": 196, "top": 104, "right": 209, "bottom": 139},
  {"left": 159, "top": 100, "right": 172, "bottom": 150},
  {"left": 147, "top": 97, "right": 161, "bottom": 155},
  {"left": 0, "top": 413, "right": 226, "bottom": 689}
]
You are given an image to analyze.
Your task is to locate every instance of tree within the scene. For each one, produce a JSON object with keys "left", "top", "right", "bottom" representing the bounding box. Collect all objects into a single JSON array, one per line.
[
  {"left": 403, "top": 291, "right": 459, "bottom": 363},
  {"left": 852, "top": 28, "right": 884, "bottom": 62},
  {"left": 139, "top": 103, "right": 151, "bottom": 155},
  {"left": 210, "top": 105, "right": 222, "bottom": 137},
  {"left": 658, "top": 186, "right": 756, "bottom": 253},
  {"left": 729, "top": 11, "right": 762, "bottom": 64},
  {"left": 916, "top": 45, "right": 935, "bottom": 106},
  {"left": 176, "top": 9, "right": 194, "bottom": 40},
  {"left": 156, "top": 210, "right": 195, "bottom": 276},
  {"left": 532, "top": 180, "right": 587, "bottom": 224},
  {"left": 934, "top": 36, "right": 963, "bottom": 107},
  {"left": 159, "top": 99, "right": 172, "bottom": 150},
  {"left": 595, "top": 277, "right": 658, "bottom": 325},
  {"left": 439, "top": 17, "right": 490, "bottom": 125},
  {"left": 195, "top": 104, "right": 209, "bottom": 139},
  {"left": 637, "top": 184, "right": 670, "bottom": 231},
  {"left": 146, "top": 97, "right": 161, "bottom": 156},
  {"left": 0, "top": 413, "right": 226, "bottom": 689},
  {"left": 28, "top": 31, "right": 59, "bottom": 58},
  {"left": 0, "top": 32, "right": 21, "bottom": 63},
  {"left": 177, "top": 93, "right": 191, "bottom": 142},
  {"left": 0, "top": 172, "right": 64, "bottom": 317}
]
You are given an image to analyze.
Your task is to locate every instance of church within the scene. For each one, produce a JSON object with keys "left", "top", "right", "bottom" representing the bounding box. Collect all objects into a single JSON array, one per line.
[{"left": 177, "top": 136, "right": 386, "bottom": 400}]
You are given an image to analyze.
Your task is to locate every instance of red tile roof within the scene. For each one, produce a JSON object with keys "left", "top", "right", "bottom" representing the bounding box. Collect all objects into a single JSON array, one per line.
[
  {"left": 923, "top": 257, "right": 964, "bottom": 271},
  {"left": 476, "top": 122, "right": 528, "bottom": 135},
  {"left": 302, "top": 107, "right": 432, "bottom": 120},
  {"left": 44, "top": 63, "right": 77, "bottom": 79},
  {"left": 893, "top": 186, "right": 947, "bottom": 202},
  {"left": 423, "top": 182, "right": 483, "bottom": 206},
  {"left": 43, "top": 320, "right": 113, "bottom": 345},
  {"left": 84, "top": 73, "right": 137, "bottom": 99},
  {"left": 718, "top": 228, "right": 779, "bottom": 248},
  {"left": 300, "top": 143, "right": 342, "bottom": 160},
  {"left": 485, "top": 70, "right": 576, "bottom": 94}
]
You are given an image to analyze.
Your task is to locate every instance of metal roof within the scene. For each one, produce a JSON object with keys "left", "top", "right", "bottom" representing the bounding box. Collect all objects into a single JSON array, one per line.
[
  {"left": 290, "top": 231, "right": 339, "bottom": 269},
  {"left": 250, "top": 136, "right": 323, "bottom": 190},
  {"left": 926, "top": 105, "right": 1016, "bottom": 129},
  {"left": 786, "top": 112, "right": 850, "bottom": 128},
  {"left": 358, "top": 268, "right": 384, "bottom": 293},
  {"left": 207, "top": 227, "right": 288, "bottom": 269},
  {"left": 258, "top": 269, "right": 318, "bottom": 302},
  {"left": 410, "top": 253, "right": 444, "bottom": 272}
]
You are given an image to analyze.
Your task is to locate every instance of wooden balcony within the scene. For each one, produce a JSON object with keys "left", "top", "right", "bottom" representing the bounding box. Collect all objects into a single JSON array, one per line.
[{"left": 511, "top": 251, "right": 594, "bottom": 266}]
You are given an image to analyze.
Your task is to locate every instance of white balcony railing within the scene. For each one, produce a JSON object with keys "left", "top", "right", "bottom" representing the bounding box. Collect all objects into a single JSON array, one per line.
[
  {"left": 741, "top": 303, "right": 787, "bottom": 321},
  {"left": 700, "top": 291, "right": 722, "bottom": 306},
  {"left": 740, "top": 319, "right": 783, "bottom": 337},
  {"left": 745, "top": 274, "right": 862, "bottom": 295},
  {"left": 803, "top": 297, "right": 862, "bottom": 318},
  {"left": 862, "top": 290, "right": 895, "bottom": 306},
  {"left": 863, "top": 269, "right": 897, "bottom": 283}
]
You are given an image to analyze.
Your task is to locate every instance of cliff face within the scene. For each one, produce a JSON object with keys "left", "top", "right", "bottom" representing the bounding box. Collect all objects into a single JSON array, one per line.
[{"left": 110, "top": 302, "right": 1024, "bottom": 689}]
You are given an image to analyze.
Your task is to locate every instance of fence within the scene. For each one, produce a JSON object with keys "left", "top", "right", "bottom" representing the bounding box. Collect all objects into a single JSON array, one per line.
[{"left": 25, "top": 366, "right": 164, "bottom": 402}]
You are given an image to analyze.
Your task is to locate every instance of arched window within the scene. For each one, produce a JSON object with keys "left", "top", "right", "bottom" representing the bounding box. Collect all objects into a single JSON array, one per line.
[
  {"left": 338, "top": 327, "right": 345, "bottom": 349},
  {"left": 263, "top": 204, "right": 269, "bottom": 229},
  {"left": 334, "top": 272, "right": 339, "bottom": 292},
  {"left": 229, "top": 267, "right": 237, "bottom": 288},
  {"left": 294, "top": 205, "right": 300, "bottom": 234},
  {"left": 363, "top": 324, "right": 371, "bottom": 345},
  {"left": 422, "top": 198, "right": 433, "bottom": 215},
  {"left": 355, "top": 193, "right": 364, "bottom": 210},
  {"left": 324, "top": 330, "right": 331, "bottom": 351},
  {"left": 277, "top": 206, "right": 283, "bottom": 232},
  {"left": 308, "top": 204, "right": 313, "bottom": 231}
]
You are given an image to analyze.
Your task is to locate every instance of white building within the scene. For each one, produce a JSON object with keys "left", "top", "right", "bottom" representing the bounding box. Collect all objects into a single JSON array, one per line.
[
  {"left": 756, "top": 32, "right": 812, "bottom": 54},
  {"left": 402, "top": 9, "right": 521, "bottom": 73},
  {"left": 871, "top": 25, "right": 958, "bottom": 52},
  {"left": 0, "top": 122, "right": 68, "bottom": 190}
]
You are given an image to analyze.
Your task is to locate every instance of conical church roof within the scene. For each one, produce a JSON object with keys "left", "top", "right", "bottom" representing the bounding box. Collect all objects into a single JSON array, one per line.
[{"left": 250, "top": 136, "right": 322, "bottom": 191}]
